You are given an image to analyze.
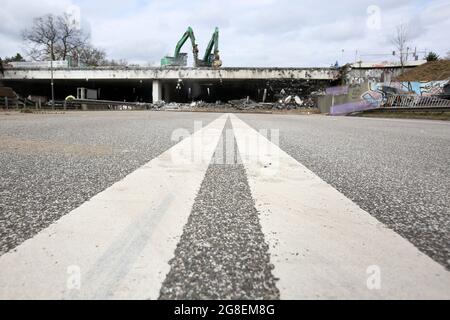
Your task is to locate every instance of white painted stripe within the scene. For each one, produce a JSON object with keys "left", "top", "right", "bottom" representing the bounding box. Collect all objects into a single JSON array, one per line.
[
  {"left": 0, "top": 114, "right": 228, "bottom": 300},
  {"left": 230, "top": 113, "right": 450, "bottom": 300}
]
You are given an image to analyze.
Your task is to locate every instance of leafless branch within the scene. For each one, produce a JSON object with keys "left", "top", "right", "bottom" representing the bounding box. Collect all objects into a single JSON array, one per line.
[{"left": 391, "top": 24, "right": 410, "bottom": 72}]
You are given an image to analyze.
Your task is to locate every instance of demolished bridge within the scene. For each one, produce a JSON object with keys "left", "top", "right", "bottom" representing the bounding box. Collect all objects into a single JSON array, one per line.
[{"left": 1, "top": 66, "right": 340, "bottom": 103}]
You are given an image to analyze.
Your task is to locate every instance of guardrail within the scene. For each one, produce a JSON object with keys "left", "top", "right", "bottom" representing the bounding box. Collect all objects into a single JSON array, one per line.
[
  {"left": 65, "top": 99, "right": 153, "bottom": 110},
  {"left": 1, "top": 98, "right": 154, "bottom": 110},
  {"left": 0, "top": 97, "right": 35, "bottom": 109},
  {"left": 8, "top": 61, "right": 70, "bottom": 68},
  {"left": 384, "top": 94, "right": 450, "bottom": 108}
]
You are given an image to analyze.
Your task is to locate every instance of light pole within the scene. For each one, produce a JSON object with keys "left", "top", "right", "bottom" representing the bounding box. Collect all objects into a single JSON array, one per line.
[{"left": 50, "top": 58, "right": 55, "bottom": 110}]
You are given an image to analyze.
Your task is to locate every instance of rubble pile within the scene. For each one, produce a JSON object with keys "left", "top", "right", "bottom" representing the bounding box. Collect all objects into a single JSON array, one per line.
[
  {"left": 148, "top": 78, "right": 325, "bottom": 111},
  {"left": 150, "top": 87, "right": 320, "bottom": 111},
  {"left": 149, "top": 97, "right": 317, "bottom": 111},
  {"left": 272, "top": 94, "right": 316, "bottom": 109},
  {"left": 228, "top": 98, "right": 265, "bottom": 110}
]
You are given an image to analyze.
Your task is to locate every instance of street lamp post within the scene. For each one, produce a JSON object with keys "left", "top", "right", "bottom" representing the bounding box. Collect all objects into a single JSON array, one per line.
[{"left": 50, "top": 59, "right": 55, "bottom": 110}]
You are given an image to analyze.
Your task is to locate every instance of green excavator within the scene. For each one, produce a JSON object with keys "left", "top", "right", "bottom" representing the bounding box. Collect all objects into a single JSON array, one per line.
[
  {"left": 196, "top": 27, "right": 222, "bottom": 68},
  {"left": 161, "top": 27, "right": 198, "bottom": 67},
  {"left": 161, "top": 27, "right": 222, "bottom": 68}
]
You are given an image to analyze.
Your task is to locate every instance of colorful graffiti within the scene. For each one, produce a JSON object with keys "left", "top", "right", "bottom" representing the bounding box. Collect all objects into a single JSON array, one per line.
[
  {"left": 420, "top": 80, "right": 449, "bottom": 96},
  {"left": 369, "top": 80, "right": 449, "bottom": 96},
  {"left": 370, "top": 81, "right": 400, "bottom": 91},
  {"left": 325, "top": 78, "right": 449, "bottom": 115},
  {"left": 361, "top": 90, "right": 384, "bottom": 107}
]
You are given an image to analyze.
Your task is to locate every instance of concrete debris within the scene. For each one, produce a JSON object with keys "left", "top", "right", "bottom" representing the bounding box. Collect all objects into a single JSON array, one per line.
[
  {"left": 147, "top": 84, "right": 319, "bottom": 111},
  {"left": 153, "top": 100, "right": 166, "bottom": 109},
  {"left": 284, "top": 95, "right": 292, "bottom": 104},
  {"left": 162, "top": 102, "right": 182, "bottom": 110},
  {"left": 148, "top": 96, "right": 317, "bottom": 111}
]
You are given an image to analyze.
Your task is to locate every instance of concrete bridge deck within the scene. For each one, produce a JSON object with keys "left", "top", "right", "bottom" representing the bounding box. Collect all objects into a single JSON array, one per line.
[{"left": 1, "top": 67, "right": 340, "bottom": 81}]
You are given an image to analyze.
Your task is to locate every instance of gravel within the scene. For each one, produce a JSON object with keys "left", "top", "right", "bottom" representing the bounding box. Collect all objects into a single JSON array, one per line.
[
  {"left": 159, "top": 122, "right": 279, "bottom": 300},
  {"left": 0, "top": 111, "right": 220, "bottom": 255},
  {"left": 239, "top": 114, "right": 450, "bottom": 270}
]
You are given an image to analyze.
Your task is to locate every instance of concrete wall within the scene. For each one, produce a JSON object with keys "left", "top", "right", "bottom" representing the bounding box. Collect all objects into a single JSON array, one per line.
[
  {"left": 343, "top": 60, "right": 427, "bottom": 85},
  {"left": 318, "top": 94, "right": 352, "bottom": 114},
  {"left": 318, "top": 82, "right": 371, "bottom": 114},
  {"left": 345, "top": 67, "right": 408, "bottom": 85}
]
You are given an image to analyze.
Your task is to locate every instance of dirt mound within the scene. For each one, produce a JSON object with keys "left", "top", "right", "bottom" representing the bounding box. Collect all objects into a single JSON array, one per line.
[{"left": 396, "top": 60, "right": 450, "bottom": 82}]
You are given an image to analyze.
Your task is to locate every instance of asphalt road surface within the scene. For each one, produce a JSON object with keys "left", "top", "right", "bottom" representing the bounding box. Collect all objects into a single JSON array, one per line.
[
  {"left": 0, "top": 111, "right": 449, "bottom": 299},
  {"left": 0, "top": 111, "right": 218, "bottom": 255}
]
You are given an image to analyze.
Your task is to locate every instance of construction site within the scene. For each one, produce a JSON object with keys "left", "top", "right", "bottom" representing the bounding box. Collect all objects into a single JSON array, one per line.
[
  {"left": 1, "top": 26, "right": 449, "bottom": 116},
  {"left": 1, "top": 0, "right": 450, "bottom": 307}
]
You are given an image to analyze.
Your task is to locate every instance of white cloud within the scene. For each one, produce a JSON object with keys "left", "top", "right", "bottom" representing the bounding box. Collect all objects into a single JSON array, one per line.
[{"left": 0, "top": 0, "right": 448, "bottom": 66}]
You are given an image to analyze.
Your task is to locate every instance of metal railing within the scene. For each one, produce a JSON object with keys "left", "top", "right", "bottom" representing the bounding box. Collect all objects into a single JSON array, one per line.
[
  {"left": 384, "top": 94, "right": 450, "bottom": 108},
  {"left": 65, "top": 99, "right": 153, "bottom": 110}
]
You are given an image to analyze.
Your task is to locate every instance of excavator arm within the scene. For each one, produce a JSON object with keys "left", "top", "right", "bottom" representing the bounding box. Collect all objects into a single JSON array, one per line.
[
  {"left": 203, "top": 27, "right": 219, "bottom": 63},
  {"left": 161, "top": 26, "right": 198, "bottom": 67},
  {"left": 198, "top": 27, "right": 222, "bottom": 68},
  {"left": 174, "top": 27, "right": 197, "bottom": 58}
]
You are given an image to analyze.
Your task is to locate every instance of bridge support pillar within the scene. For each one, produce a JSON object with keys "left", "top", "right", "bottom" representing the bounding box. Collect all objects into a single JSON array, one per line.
[{"left": 152, "top": 80, "right": 162, "bottom": 102}]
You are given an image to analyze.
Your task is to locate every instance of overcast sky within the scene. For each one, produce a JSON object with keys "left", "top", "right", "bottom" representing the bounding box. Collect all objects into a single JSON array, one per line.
[{"left": 0, "top": 0, "right": 449, "bottom": 67}]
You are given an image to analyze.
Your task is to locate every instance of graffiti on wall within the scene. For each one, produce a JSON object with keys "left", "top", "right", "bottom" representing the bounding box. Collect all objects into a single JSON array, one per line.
[
  {"left": 361, "top": 90, "right": 384, "bottom": 107},
  {"left": 368, "top": 80, "right": 449, "bottom": 96},
  {"left": 326, "top": 78, "right": 449, "bottom": 115},
  {"left": 345, "top": 68, "right": 396, "bottom": 85},
  {"left": 420, "top": 80, "right": 449, "bottom": 95},
  {"left": 358, "top": 79, "right": 449, "bottom": 109}
]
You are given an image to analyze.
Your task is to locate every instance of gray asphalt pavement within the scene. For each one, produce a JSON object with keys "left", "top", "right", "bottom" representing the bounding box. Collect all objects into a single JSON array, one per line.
[
  {"left": 0, "top": 111, "right": 218, "bottom": 255},
  {"left": 240, "top": 114, "right": 450, "bottom": 269},
  {"left": 0, "top": 111, "right": 449, "bottom": 299},
  {"left": 159, "top": 121, "right": 279, "bottom": 299}
]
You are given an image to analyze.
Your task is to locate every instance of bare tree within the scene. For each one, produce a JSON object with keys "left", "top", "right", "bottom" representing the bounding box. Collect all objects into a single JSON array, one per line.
[
  {"left": 55, "top": 13, "right": 88, "bottom": 60},
  {"left": 23, "top": 14, "right": 59, "bottom": 60},
  {"left": 391, "top": 24, "right": 409, "bottom": 74},
  {"left": 76, "top": 45, "right": 107, "bottom": 66},
  {"left": 23, "top": 13, "right": 89, "bottom": 62},
  {"left": 22, "top": 13, "right": 130, "bottom": 67}
]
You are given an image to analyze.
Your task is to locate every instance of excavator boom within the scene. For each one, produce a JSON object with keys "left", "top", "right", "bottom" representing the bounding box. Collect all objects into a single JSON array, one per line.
[
  {"left": 203, "top": 27, "right": 219, "bottom": 62},
  {"left": 196, "top": 27, "right": 222, "bottom": 68},
  {"left": 174, "top": 27, "right": 196, "bottom": 57},
  {"left": 161, "top": 27, "right": 198, "bottom": 67}
]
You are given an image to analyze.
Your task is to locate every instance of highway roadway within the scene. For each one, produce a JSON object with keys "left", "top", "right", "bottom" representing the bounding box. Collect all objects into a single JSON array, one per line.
[{"left": 0, "top": 111, "right": 449, "bottom": 299}]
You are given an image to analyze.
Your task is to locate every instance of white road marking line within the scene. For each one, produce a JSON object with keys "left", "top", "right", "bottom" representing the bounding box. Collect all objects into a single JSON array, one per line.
[
  {"left": 0, "top": 114, "right": 228, "bottom": 300},
  {"left": 230, "top": 113, "right": 450, "bottom": 299}
]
